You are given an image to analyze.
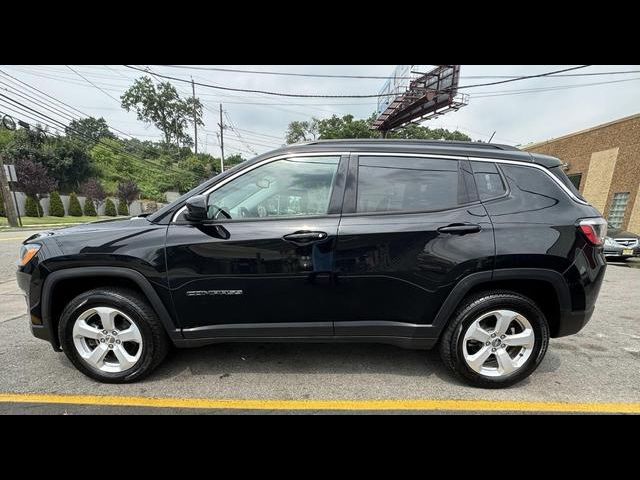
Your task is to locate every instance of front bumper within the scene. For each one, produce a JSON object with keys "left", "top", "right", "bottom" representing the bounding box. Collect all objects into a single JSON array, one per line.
[{"left": 604, "top": 247, "right": 640, "bottom": 258}]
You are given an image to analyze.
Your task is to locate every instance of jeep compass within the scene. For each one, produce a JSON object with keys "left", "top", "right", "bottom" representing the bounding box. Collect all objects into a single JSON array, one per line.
[{"left": 16, "top": 140, "right": 607, "bottom": 388}]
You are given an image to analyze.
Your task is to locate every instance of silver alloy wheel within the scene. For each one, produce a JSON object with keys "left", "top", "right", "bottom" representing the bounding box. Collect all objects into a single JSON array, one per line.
[
  {"left": 462, "top": 309, "right": 535, "bottom": 378},
  {"left": 72, "top": 307, "right": 143, "bottom": 373}
]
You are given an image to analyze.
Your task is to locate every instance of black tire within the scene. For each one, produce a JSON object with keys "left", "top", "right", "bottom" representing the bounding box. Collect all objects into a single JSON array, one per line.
[
  {"left": 439, "top": 290, "right": 549, "bottom": 389},
  {"left": 58, "top": 287, "right": 170, "bottom": 383}
]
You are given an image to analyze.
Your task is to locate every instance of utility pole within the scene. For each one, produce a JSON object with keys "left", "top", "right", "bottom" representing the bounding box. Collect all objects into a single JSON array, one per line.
[
  {"left": 218, "top": 103, "right": 225, "bottom": 172},
  {"left": 0, "top": 154, "right": 19, "bottom": 228},
  {"left": 191, "top": 77, "right": 198, "bottom": 155}
]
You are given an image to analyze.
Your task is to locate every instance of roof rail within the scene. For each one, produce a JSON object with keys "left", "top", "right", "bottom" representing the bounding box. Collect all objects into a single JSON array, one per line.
[{"left": 302, "top": 139, "right": 520, "bottom": 151}]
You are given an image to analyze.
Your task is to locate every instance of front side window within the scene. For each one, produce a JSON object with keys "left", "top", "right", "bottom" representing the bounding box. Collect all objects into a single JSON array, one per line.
[
  {"left": 356, "top": 156, "right": 460, "bottom": 213},
  {"left": 205, "top": 156, "right": 340, "bottom": 220}
]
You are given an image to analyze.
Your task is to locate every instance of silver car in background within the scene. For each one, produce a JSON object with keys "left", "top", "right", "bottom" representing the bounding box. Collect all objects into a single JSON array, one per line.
[{"left": 604, "top": 226, "right": 640, "bottom": 260}]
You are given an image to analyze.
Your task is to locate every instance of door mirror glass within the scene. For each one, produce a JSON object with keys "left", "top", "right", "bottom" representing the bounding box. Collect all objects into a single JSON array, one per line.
[{"left": 184, "top": 195, "right": 208, "bottom": 222}]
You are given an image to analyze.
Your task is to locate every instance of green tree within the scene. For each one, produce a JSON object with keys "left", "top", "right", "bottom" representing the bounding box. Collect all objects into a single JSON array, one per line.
[
  {"left": 49, "top": 191, "right": 65, "bottom": 217},
  {"left": 285, "top": 119, "right": 318, "bottom": 144},
  {"left": 388, "top": 124, "right": 471, "bottom": 141},
  {"left": 286, "top": 114, "right": 472, "bottom": 143},
  {"left": 104, "top": 198, "right": 117, "bottom": 216},
  {"left": 83, "top": 196, "right": 97, "bottom": 216},
  {"left": 24, "top": 195, "right": 43, "bottom": 217},
  {"left": 68, "top": 192, "right": 83, "bottom": 216},
  {"left": 121, "top": 76, "right": 204, "bottom": 147},
  {"left": 317, "top": 114, "right": 375, "bottom": 140},
  {"left": 65, "top": 117, "right": 115, "bottom": 145},
  {"left": 117, "top": 200, "right": 129, "bottom": 216},
  {"left": 40, "top": 137, "right": 94, "bottom": 191}
]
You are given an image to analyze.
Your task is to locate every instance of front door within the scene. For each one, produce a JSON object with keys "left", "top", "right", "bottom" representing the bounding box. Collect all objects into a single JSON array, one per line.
[{"left": 166, "top": 154, "right": 347, "bottom": 339}]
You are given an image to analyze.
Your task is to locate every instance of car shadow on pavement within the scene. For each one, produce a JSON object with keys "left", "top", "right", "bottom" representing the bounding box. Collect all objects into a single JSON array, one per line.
[
  {"left": 52, "top": 341, "right": 564, "bottom": 389},
  {"left": 146, "top": 342, "right": 451, "bottom": 380},
  {"left": 140, "top": 342, "right": 563, "bottom": 389}
]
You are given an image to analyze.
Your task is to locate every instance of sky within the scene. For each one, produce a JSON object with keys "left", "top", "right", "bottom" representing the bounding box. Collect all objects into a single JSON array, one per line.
[{"left": 1, "top": 65, "right": 639, "bottom": 157}]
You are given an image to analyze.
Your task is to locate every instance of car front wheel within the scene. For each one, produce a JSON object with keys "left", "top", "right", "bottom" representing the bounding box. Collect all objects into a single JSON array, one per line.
[{"left": 58, "top": 287, "right": 170, "bottom": 383}]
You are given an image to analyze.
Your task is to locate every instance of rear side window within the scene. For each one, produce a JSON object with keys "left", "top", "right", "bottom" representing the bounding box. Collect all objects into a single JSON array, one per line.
[
  {"left": 356, "top": 156, "right": 461, "bottom": 213},
  {"left": 471, "top": 161, "right": 506, "bottom": 200}
]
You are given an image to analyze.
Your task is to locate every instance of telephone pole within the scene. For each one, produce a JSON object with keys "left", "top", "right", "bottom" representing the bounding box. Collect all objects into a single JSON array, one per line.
[
  {"left": 0, "top": 154, "right": 19, "bottom": 228},
  {"left": 191, "top": 77, "right": 198, "bottom": 155},
  {"left": 218, "top": 104, "right": 225, "bottom": 172}
]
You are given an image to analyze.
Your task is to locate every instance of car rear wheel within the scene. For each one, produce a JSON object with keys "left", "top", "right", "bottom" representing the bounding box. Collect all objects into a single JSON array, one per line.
[
  {"left": 58, "top": 287, "right": 170, "bottom": 383},
  {"left": 439, "top": 291, "right": 549, "bottom": 388}
]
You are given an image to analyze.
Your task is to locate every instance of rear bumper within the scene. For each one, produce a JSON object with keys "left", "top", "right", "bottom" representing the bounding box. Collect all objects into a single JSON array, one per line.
[{"left": 555, "top": 305, "right": 596, "bottom": 337}]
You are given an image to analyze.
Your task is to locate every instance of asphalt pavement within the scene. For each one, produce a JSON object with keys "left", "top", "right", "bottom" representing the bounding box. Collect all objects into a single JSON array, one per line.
[{"left": 1, "top": 230, "right": 639, "bottom": 414}]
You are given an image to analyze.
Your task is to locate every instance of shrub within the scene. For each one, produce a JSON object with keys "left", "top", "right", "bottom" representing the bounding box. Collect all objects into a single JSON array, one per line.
[
  {"left": 84, "top": 196, "right": 97, "bottom": 216},
  {"left": 0, "top": 191, "right": 5, "bottom": 217},
  {"left": 104, "top": 198, "right": 117, "bottom": 217},
  {"left": 49, "top": 192, "right": 65, "bottom": 217},
  {"left": 25, "top": 195, "right": 43, "bottom": 217},
  {"left": 68, "top": 192, "right": 83, "bottom": 216},
  {"left": 117, "top": 200, "right": 129, "bottom": 216}
]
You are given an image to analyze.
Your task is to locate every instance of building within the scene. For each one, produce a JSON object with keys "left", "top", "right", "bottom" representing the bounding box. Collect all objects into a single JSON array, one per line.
[{"left": 523, "top": 113, "right": 640, "bottom": 233}]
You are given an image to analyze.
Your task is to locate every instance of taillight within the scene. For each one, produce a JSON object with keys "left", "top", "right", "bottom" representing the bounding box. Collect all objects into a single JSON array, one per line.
[{"left": 578, "top": 218, "right": 607, "bottom": 246}]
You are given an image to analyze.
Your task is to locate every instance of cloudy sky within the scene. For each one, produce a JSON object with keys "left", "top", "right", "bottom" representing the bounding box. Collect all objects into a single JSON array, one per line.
[{"left": 1, "top": 65, "right": 639, "bottom": 157}]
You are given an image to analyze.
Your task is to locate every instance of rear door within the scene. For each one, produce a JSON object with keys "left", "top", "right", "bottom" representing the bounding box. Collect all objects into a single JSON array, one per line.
[{"left": 333, "top": 153, "right": 495, "bottom": 338}]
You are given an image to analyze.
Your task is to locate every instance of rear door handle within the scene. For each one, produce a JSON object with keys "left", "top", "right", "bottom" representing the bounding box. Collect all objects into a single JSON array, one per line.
[
  {"left": 283, "top": 231, "right": 328, "bottom": 245},
  {"left": 437, "top": 223, "right": 482, "bottom": 235}
]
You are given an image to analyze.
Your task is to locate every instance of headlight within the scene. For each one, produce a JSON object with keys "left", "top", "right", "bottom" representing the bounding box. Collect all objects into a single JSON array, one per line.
[
  {"left": 604, "top": 237, "right": 615, "bottom": 246},
  {"left": 18, "top": 244, "right": 41, "bottom": 266}
]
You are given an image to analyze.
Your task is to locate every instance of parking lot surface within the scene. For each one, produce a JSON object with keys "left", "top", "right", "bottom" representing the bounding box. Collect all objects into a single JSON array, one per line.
[{"left": 1, "top": 230, "right": 639, "bottom": 414}]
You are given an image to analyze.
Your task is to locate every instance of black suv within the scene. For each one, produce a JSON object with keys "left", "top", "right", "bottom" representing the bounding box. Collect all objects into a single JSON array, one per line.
[{"left": 16, "top": 140, "right": 607, "bottom": 388}]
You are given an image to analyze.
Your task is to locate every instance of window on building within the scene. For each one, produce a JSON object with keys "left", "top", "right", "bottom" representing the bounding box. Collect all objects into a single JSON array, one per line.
[
  {"left": 568, "top": 173, "right": 582, "bottom": 190},
  {"left": 608, "top": 192, "right": 630, "bottom": 228}
]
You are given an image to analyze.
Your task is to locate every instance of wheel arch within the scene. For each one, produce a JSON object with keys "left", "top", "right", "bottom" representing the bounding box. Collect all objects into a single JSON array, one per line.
[
  {"left": 42, "top": 267, "right": 181, "bottom": 351},
  {"left": 432, "top": 269, "right": 572, "bottom": 338}
]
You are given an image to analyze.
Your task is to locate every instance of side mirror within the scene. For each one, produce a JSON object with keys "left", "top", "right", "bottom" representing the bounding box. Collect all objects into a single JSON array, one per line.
[{"left": 184, "top": 195, "right": 208, "bottom": 222}]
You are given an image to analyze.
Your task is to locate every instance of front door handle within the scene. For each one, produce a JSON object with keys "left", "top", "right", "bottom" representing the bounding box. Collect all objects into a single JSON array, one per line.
[
  {"left": 283, "top": 231, "right": 328, "bottom": 245},
  {"left": 437, "top": 223, "right": 482, "bottom": 235}
]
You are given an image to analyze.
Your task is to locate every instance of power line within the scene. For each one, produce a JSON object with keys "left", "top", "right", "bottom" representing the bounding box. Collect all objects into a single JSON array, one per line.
[
  {"left": 456, "top": 65, "right": 591, "bottom": 90},
  {"left": 156, "top": 64, "right": 640, "bottom": 80},
  {"left": 124, "top": 65, "right": 411, "bottom": 98},
  {"left": 65, "top": 65, "right": 122, "bottom": 104},
  {"left": 472, "top": 76, "right": 640, "bottom": 98},
  {"left": 124, "top": 64, "right": 593, "bottom": 99},
  {"left": 0, "top": 69, "right": 137, "bottom": 139}
]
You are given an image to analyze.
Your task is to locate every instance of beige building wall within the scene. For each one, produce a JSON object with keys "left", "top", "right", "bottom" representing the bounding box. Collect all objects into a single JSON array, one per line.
[
  {"left": 581, "top": 148, "right": 618, "bottom": 215},
  {"left": 628, "top": 188, "right": 640, "bottom": 234}
]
